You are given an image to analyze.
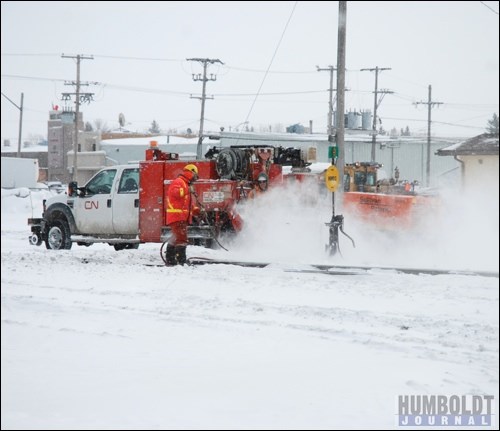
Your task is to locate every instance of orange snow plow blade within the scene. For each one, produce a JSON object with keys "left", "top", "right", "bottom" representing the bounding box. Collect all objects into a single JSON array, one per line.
[{"left": 343, "top": 192, "right": 438, "bottom": 230}]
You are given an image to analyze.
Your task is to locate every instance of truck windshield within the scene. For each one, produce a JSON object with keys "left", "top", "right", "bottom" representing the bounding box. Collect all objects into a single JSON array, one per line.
[{"left": 86, "top": 169, "right": 117, "bottom": 195}]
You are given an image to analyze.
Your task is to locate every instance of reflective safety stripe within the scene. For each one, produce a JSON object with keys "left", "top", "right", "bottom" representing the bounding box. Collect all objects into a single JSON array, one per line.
[{"left": 167, "top": 201, "right": 187, "bottom": 213}]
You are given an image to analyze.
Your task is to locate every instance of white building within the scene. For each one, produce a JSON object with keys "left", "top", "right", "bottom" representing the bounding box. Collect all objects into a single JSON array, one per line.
[{"left": 436, "top": 133, "right": 499, "bottom": 196}]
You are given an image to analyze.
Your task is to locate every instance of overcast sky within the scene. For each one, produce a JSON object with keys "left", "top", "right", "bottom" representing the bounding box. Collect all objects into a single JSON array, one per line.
[{"left": 1, "top": 1, "right": 499, "bottom": 145}]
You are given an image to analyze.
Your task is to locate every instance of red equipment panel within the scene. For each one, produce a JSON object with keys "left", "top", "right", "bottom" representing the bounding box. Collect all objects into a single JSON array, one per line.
[
  {"left": 139, "top": 161, "right": 165, "bottom": 242},
  {"left": 192, "top": 180, "right": 239, "bottom": 210}
]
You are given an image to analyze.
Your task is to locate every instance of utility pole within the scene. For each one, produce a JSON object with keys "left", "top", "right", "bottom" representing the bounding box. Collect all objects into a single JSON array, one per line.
[
  {"left": 361, "top": 66, "right": 393, "bottom": 162},
  {"left": 1, "top": 92, "right": 24, "bottom": 157},
  {"left": 316, "top": 66, "right": 336, "bottom": 136},
  {"left": 187, "top": 58, "right": 223, "bottom": 160},
  {"left": 61, "top": 54, "right": 94, "bottom": 182},
  {"left": 336, "top": 3, "right": 346, "bottom": 191},
  {"left": 415, "top": 85, "right": 442, "bottom": 187},
  {"left": 325, "top": 0, "right": 349, "bottom": 257}
]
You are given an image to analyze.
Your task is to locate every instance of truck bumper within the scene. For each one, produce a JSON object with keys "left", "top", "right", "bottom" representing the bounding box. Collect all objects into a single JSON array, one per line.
[{"left": 27, "top": 218, "right": 45, "bottom": 246}]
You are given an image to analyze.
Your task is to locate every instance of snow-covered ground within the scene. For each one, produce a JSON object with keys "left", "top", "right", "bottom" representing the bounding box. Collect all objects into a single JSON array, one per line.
[{"left": 1, "top": 186, "right": 498, "bottom": 430}]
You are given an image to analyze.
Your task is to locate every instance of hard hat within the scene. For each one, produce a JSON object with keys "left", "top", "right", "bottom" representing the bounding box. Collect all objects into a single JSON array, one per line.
[
  {"left": 257, "top": 172, "right": 268, "bottom": 182},
  {"left": 256, "top": 172, "right": 269, "bottom": 191},
  {"left": 184, "top": 164, "right": 199, "bottom": 175}
]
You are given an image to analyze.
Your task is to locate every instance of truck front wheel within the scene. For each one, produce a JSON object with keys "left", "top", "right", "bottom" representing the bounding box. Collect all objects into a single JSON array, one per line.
[{"left": 45, "top": 219, "right": 72, "bottom": 250}]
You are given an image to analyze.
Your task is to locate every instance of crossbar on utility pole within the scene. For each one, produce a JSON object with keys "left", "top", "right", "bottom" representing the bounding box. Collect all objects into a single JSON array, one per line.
[
  {"left": 62, "top": 54, "right": 94, "bottom": 182},
  {"left": 415, "top": 84, "right": 442, "bottom": 186},
  {"left": 187, "top": 58, "right": 223, "bottom": 160},
  {"left": 1, "top": 92, "right": 24, "bottom": 157},
  {"left": 361, "top": 66, "right": 393, "bottom": 162}
]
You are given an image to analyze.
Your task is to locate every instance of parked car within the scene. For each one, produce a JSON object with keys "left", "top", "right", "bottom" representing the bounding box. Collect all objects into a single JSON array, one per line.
[{"left": 46, "top": 181, "right": 66, "bottom": 194}]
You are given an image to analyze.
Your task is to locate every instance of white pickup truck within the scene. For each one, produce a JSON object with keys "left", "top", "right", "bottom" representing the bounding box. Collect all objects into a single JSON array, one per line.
[
  {"left": 28, "top": 145, "right": 259, "bottom": 251},
  {"left": 29, "top": 164, "right": 141, "bottom": 250}
]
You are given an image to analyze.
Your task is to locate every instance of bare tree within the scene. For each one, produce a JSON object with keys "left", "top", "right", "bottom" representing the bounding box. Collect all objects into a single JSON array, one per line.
[{"left": 93, "top": 118, "right": 110, "bottom": 132}]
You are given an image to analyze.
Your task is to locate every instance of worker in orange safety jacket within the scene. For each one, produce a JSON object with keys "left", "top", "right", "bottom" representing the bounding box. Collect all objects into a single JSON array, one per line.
[{"left": 165, "top": 164, "right": 199, "bottom": 265}]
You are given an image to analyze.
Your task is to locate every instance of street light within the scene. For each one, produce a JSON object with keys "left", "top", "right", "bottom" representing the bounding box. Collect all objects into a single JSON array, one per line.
[{"left": 1, "top": 92, "right": 24, "bottom": 157}]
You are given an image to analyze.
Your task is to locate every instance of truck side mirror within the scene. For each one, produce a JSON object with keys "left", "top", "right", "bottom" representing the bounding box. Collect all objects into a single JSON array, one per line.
[{"left": 68, "top": 181, "right": 78, "bottom": 197}]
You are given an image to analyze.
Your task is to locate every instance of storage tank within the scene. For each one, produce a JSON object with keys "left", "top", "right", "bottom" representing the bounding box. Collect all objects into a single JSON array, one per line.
[
  {"left": 361, "top": 110, "right": 372, "bottom": 130},
  {"left": 347, "top": 111, "right": 362, "bottom": 129}
]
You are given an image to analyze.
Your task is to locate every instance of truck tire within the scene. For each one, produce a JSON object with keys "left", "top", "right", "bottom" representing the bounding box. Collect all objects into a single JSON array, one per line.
[{"left": 45, "top": 219, "right": 72, "bottom": 250}]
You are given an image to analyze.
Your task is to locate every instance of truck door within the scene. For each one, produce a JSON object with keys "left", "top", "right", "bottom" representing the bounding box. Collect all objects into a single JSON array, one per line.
[
  {"left": 113, "top": 167, "right": 140, "bottom": 234},
  {"left": 73, "top": 168, "right": 117, "bottom": 234}
]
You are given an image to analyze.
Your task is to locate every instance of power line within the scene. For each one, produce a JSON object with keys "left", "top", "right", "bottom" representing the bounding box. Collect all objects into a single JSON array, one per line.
[
  {"left": 225, "top": 65, "right": 316, "bottom": 74},
  {"left": 1, "top": 73, "right": 66, "bottom": 82},
  {"left": 1, "top": 75, "right": 328, "bottom": 96},
  {"left": 94, "top": 54, "right": 181, "bottom": 62},
  {"left": 214, "top": 89, "right": 326, "bottom": 96},
  {"left": 241, "top": 1, "right": 298, "bottom": 129},
  {"left": 1, "top": 53, "right": 61, "bottom": 57},
  {"left": 480, "top": 1, "right": 499, "bottom": 15}
]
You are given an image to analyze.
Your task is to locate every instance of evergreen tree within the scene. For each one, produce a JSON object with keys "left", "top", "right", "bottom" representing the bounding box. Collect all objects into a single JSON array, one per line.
[
  {"left": 149, "top": 120, "right": 161, "bottom": 134},
  {"left": 84, "top": 121, "right": 93, "bottom": 132},
  {"left": 486, "top": 113, "right": 499, "bottom": 134}
]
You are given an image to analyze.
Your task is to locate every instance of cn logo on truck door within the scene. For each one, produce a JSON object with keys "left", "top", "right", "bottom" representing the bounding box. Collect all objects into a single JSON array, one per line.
[{"left": 84, "top": 201, "right": 99, "bottom": 210}]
